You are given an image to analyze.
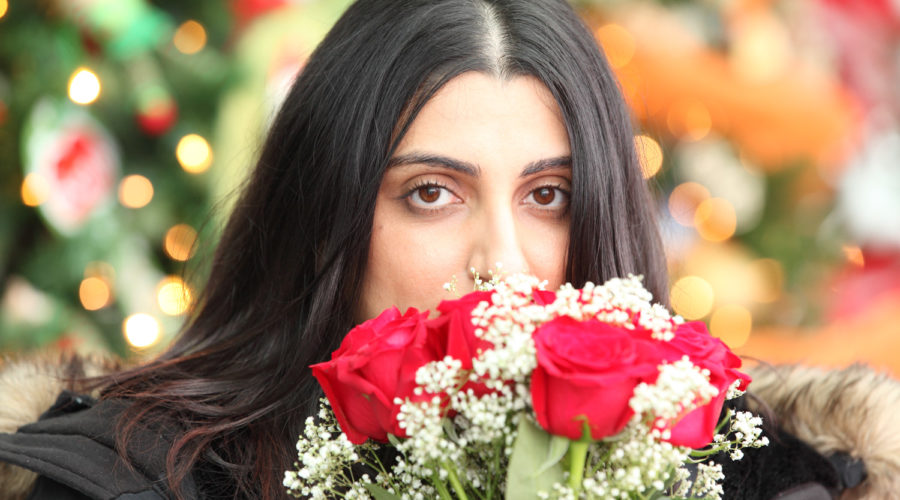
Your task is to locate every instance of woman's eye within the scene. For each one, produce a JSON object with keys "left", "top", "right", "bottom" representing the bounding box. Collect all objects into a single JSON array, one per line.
[
  {"left": 405, "top": 184, "right": 459, "bottom": 210},
  {"left": 527, "top": 186, "right": 569, "bottom": 209}
]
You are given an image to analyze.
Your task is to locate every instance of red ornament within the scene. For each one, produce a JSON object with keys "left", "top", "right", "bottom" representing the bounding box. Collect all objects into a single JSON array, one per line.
[
  {"left": 232, "top": 0, "right": 289, "bottom": 27},
  {"left": 136, "top": 98, "right": 178, "bottom": 136}
]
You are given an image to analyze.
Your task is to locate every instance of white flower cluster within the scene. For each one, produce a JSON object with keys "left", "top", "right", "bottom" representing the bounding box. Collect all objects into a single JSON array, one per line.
[
  {"left": 543, "top": 276, "right": 681, "bottom": 341},
  {"left": 712, "top": 410, "right": 769, "bottom": 461},
  {"left": 691, "top": 463, "right": 725, "bottom": 499},
  {"left": 630, "top": 356, "right": 719, "bottom": 428},
  {"left": 284, "top": 400, "right": 377, "bottom": 499},
  {"left": 577, "top": 421, "right": 693, "bottom": 499},
  {"left": 469, "top": 274, "right": 551, "bottom": 385}
]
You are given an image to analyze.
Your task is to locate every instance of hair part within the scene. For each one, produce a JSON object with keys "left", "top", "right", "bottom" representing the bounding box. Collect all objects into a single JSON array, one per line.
[{"left": 99, "top": 1, "right": 668, "bottom": 499}]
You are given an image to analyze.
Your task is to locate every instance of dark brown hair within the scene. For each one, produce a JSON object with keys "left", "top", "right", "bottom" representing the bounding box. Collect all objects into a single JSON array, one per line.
[{"left": 100, "top": 1, "right": 667, "bottom": 498}]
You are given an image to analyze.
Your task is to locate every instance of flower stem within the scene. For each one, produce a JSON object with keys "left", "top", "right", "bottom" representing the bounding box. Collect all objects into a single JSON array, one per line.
[
  {"left": 442, "top": 461, "right": 469, "bottom": 500},
  {"left": 432, "top": 469, "right": 454, "bottom": 500},
  {"left": 567, "top": 440, "right": 589, "bottom": 494}
]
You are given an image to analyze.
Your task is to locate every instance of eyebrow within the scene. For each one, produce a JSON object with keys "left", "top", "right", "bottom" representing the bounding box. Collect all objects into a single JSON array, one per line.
[{"left": 387, "top": 152, "right": 571, "bottom": 178}]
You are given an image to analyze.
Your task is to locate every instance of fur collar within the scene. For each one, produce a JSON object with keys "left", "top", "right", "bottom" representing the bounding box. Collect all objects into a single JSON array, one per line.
[
  {"left": 746, "top": 363, "right": 900, "bottom": 499},
  {"left": 0, "top": 352, "right": 119, "bottom": 500}
]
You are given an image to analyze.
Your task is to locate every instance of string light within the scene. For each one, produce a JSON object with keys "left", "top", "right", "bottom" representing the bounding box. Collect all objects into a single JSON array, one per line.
[
  {"left": 176, "top": 134, "right": 212, "bottom": 173},
  {"left": 68, "top": 68, "right": 101, "bottom": 105},
  {"left": 79, "top": 277, "right": 111, "bottom": 311},
  {"left": 123, "top": 313, "right": 161, "bottom": 349},
  {"left": 667, "top": 182, "right": 710, "bottom": 227},
  {"left": 595, "top": 24, "right": 635, "bottom": 69},
  {"left": 21, "top": 173, "right": 50, "bottom": 207},
  {"left": 634, "top": 135, "right": 663, "bottom": 178},
  {"left": 694, "top": 197, "right": 737, "bottom": 242},
  {"left": 157, "top": 276, "right": 193, "bottom": 315},
  {"left": 173, "top": 20, "right": 207, "bottom": 54},
  {"left": 164, "top": 224, "right": 198, "bottom": 261},
  {"left": 710, "top": 305, "right": 752, "bottom": 348},
  {"left": 670, "top": 275, "right": 715, "bottom": 320},
  {"left": 118, "top": 174, "right": 154, "bottom": 208}
]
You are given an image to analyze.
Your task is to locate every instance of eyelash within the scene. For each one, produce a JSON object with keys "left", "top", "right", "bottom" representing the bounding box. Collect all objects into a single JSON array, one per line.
[
  {"left": 402, "top": 180, "right": 458, "bottom": 214},
  {"left": 401, "top": 181, "right": 571, "bottom": 215}
]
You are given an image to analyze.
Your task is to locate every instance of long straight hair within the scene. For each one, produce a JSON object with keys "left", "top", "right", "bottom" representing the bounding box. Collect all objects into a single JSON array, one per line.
[{"left": 101, "top": 1, "right": 668, "bottom": 498}]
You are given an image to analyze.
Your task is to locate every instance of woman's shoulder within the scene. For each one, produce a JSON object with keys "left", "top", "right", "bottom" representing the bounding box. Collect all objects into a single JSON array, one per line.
[{"left": 0, "top": 352, "right": 195, "bottom": 500}]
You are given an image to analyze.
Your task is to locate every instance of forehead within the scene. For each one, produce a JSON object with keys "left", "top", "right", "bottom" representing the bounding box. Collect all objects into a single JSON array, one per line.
[{"left": 394, "top": 72, "right": 570, "bottom": 166}]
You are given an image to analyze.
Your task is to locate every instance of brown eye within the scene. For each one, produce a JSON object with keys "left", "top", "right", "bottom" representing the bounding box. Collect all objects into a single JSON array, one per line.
[
  {"left": 533, "top": 187, "right": 556, "bottom": 205},
  {"left": 418, "top": 186, "right": 441, "bottom": 203}
]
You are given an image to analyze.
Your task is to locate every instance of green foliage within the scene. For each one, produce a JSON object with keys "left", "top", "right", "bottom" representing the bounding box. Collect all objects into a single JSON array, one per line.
[{"left": 505, "top": 417, "right": 567, "bottom": 500}]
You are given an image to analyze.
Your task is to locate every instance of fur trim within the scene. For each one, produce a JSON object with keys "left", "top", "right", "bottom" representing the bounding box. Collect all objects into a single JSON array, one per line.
[
  {"left": 747, "top": 363, "right": 900, "bottom": 499},
  {"left": 0, "top": 351, "right": 120, "bottom": 500}
]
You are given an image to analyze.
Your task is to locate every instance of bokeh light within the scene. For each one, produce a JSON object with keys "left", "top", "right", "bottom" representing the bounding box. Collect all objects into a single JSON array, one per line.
[
  {"left": 710, "top": 304, "right": 752, "bottom": 348},
  {"left": 595, "top": 24, "right": 635, "bottom": 69},
  {"left": 842, "top": 245, "right": 865, "bottom": 267},
  {"left": 670, "top": 275, "right": 715, "bottom": 320},
  {"left": 668, "top": 182, "right": 711, "bottom": 227},
  {"left": 667, "top": 101, "right": 712, "bottom": 141},
  {"left": 634, "top": 134, "right": 663, "bottom": 178},
  {"left": 164, "top": 224, "right": 198, "bottom": 261},
  {"left": 157, "top": 276, "right": 193, "bottom": 316},
  {"left": 176, "top": 133, "right": 212, "bottom": 173},
  {"left": 0, "top": 0, "right": 8, "bottom": 19},
  {"left": 118, "top": 174, "right": 154, "bottom": 209},
  {"left": 694, "top": 197, "right": 737, "bottom": 242},
  {"left": 749, "top": 258, "right": 784, "bottom": 303},
  {"left": 21, "top": 173, "right": 49, "bottom": 207},
  {"left": 173, "top": 20, "right": 207, "bottom": 55},
  {"left": 79, "top": 277, "right": 111, "bottom": 311},
  {"left": 123, "top": 313, "right": 161, "bottom": 348},
  {"left": 730, "top": 12, "right": 791, "bottom": 84},
  {"left": 68, "top": 68, "right": 101, "bottom": 105}
]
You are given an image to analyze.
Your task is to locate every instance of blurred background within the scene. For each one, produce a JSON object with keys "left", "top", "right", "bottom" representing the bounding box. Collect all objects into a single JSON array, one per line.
[{"left": 1, "top": 0, "right": 898, "bottom": 375}]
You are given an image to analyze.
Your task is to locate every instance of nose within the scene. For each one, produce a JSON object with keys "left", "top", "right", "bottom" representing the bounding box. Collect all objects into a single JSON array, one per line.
[{"left": 467, "top": 207, "right": 529, "bottom": 282}]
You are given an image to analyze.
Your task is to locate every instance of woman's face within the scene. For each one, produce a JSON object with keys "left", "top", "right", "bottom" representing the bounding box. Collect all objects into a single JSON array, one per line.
[{"left": 358, "top": 72, "right": 571, "bottom": 321}]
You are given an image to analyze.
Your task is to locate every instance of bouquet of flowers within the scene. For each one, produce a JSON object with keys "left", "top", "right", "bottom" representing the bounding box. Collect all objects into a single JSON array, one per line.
[{"left": 284, "top": 274, "right": 768, "bottom": 499}]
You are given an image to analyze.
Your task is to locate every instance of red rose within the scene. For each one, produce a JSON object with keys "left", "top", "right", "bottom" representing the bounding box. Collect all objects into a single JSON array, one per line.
[
  {"left": 532, "top": 289, "right": 557, "bottom": 306},
  {"left": 435, "top": 291, "right": 495, "bottom": 370},
  {"left": 531, "top": 317, "right": 661, "bottom": 440},
  {"left": 311, "top": 307, "right": 443, "bottom": 444},
  {"left": 433, "top": 291, "right": 498, "bottom": 396},
  {"left": 657, "top": 321, "right": 751, "bottom": 448}
]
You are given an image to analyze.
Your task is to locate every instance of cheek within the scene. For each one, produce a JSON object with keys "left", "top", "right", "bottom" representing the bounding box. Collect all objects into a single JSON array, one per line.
[
  {"left": 359, "top": 213, "right": 470, "bottom": 321},
  {"left": 521, "top": 219, "right": 568, "bottom": 289}
]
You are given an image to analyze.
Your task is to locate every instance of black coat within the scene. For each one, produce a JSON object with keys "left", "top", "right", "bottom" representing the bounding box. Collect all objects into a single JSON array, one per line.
[{"left": 0, "top": 391, "right": 197, "bottom": 500}]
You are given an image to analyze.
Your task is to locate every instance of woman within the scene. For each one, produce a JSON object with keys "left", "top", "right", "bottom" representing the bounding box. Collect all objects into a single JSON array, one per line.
[{"left": 0, "top": 0, "right": 896, "bottom": 499}]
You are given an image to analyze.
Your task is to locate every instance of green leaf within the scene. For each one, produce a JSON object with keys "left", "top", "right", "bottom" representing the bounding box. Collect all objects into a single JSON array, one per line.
[
  {"left": 537, "top": 435, "right": 570, "bottom": 475},
  {"left": 443, "top": 417, "right": 460, "bottom": 443},
  {"left": 363, "top": 483, "right": 401, "bottom": 500},
  {"left": 505, "top": 418, "right": 567, "bottom": 500}
]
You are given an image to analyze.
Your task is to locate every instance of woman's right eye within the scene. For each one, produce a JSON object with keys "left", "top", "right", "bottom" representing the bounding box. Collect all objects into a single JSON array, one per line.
[{"left": 404, "top": 184, "right": 460, "bottom": 212}]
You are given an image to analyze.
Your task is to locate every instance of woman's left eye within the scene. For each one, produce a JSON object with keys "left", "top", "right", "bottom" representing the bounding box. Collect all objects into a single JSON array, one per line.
[{"left": 525, "top": 186, "right": 569, "bottom": 209}]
